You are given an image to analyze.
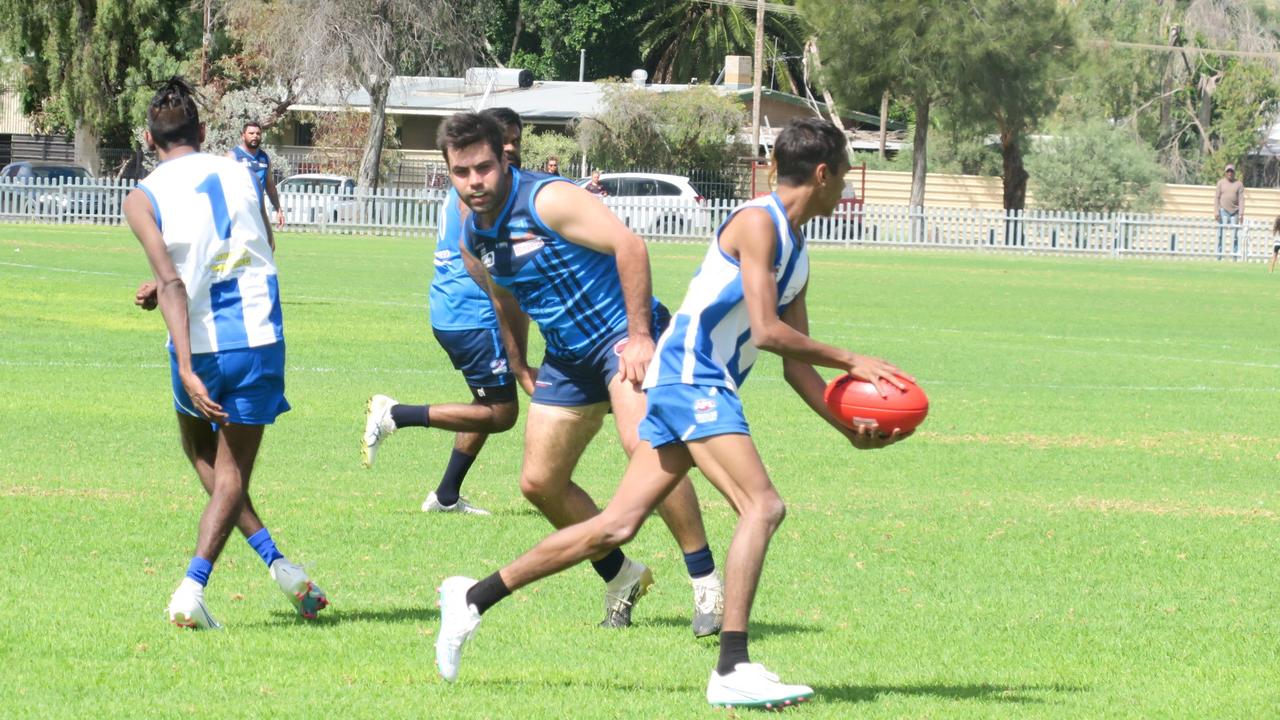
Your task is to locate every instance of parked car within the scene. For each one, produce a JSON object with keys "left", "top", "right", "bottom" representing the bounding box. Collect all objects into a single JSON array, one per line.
[
  {"left": 0, "top": 161, "right": 111, "bottom": 217},
  {"left": 278, "top": 173, "right": 358, "bottom": 224},
  {"left": 575, "top": 172, "right": 707, "bottom": 235}
]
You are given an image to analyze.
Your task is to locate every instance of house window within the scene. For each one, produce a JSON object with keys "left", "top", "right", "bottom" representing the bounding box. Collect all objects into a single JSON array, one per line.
[{"left": 295, "top": 122, "right": 316, "bottom": 146}]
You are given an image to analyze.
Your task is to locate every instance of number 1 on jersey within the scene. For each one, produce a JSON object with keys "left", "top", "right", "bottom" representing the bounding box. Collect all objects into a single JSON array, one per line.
[{"left": 196, "top": 174, "right": 231, "bottom": 241}]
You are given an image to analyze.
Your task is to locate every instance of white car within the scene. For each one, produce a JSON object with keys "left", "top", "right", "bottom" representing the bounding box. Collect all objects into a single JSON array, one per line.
[
  {"left": 576, "top": 172, "right": 707, "bottom": 235},
  {"left": 278, "top": 173, "right": 358, "bottom": 225}
]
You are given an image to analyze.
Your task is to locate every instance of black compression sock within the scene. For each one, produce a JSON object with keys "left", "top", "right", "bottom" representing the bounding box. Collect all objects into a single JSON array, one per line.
[
  {"left": 717, "top": 631, "right": 750, "bottom": 675},
  {"left": 390, "top": 404, "right": 430, "bottom": 428},
  {"left": 590, "top": 548, "right": 626, "bottom": 583},
  {"left": 465, "top": 572, "right": 512, "bottom": 615},
  {"left": 434, "top": 449, "right": 476, "bottom": 506}
]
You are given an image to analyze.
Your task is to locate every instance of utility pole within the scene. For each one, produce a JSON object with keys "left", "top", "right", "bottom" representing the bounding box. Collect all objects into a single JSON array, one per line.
[
  {"left": 750, "top": 0, "right": 765, "bottom": 158},
  {"left": 200, "top": 0, "right": 212, "bottom": 85}
]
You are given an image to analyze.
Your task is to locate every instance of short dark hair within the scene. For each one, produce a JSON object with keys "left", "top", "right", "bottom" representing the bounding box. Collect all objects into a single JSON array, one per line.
[
  {"left": 480, "top": 107, "right": 522, "bottom": 135},
  {"left": 242, "top": 120, "right": 261, "bottom": 133},
  {"left": 438, "top": 112, "right": 504, "bottom": 164},
  {"left": 774, "top": 118, "right": 847, "bottom": 186},
  {"left": 147, "top": 77, "right": 201, "bottom": 151}
]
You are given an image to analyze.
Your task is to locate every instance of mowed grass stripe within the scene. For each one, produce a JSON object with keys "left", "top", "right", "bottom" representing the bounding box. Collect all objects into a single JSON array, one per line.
[{"left": 1, "top": 224, "right": 1277, "bottom": 718}]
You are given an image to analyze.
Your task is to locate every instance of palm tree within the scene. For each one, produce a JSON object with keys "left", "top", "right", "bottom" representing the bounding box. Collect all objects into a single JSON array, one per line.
[{"left": 638, "top": 0, "right": 806, "bottom": 91}]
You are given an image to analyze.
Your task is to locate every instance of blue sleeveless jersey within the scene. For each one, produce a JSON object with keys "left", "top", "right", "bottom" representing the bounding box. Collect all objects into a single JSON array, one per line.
[
  {"left": 231, "top": 146, "right": 269, "bottom": 198},
  {"left": 429, "top": 188, "right": 498, "bottom": 330},
  {"left": 464, "top": 167, "right": 659, "bottom": 362},
  {"left": 644, "top": 193, "right": 809, "bottom": 391}
]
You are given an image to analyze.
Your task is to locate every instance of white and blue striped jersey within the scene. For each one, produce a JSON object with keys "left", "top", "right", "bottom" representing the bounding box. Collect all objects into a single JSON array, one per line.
[
  {"left": 138, "top": 152, "right": 283, "bottom": 354},
  {"left": 644, "top": 193, "right": 808, "bottom": 391}
]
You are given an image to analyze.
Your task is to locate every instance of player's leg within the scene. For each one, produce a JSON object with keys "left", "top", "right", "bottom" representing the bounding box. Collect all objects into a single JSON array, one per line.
[
  {"left": 435, "top": 441, "right": 691, "bottom": 681},
  {"left": 608, "top": 373, "right": 723, "bottom": 637},
  {"left": 1270, "top": 247, "right": 1278, "bottom": 273},
  {"left": 687, "top": 433, "right": 813, "bottom": 709},
  {"left": 177, "top": 412, "right": 267, "bottom": 537}
]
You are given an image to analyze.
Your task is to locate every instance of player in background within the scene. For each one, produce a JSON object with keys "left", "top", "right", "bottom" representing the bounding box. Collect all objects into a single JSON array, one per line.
[
  {"left": 361, "top": 108, "right": 531, "bottom": 515},
  {"left": 228, "top": 121, "right": 284, "bottom": 230},
  {"left": 127, "top": 77, "right": 327, "bottom": 629},
  {"left": 1269, "top": 216, "right": 1280, "bottom": 273},
  {"left": 435, "top": 112, "right": 724, "bottom": 635},
  {"left": 435, "top": 118, "right": 911, "bottom": 708}
]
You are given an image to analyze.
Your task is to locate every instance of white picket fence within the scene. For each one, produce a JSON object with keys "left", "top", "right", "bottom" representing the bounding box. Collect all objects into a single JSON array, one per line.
[{"left": 0, "top": 177, "right": 1270, "bottom": 261}]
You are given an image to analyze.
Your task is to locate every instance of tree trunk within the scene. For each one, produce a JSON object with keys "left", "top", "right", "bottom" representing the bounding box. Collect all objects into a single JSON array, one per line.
[
  {"left": 909, "top": 97, "right": 929, "bottom": 209},
  {"left": 878, "top": 90, "right": 889, "bottom": 160},
  {"left": 74, "top": 119, "right": 100, "bottom": 175},
  {"left": 1000, "top": 129, "right": 1028, "bottom": 210},
  {"left": 806, "top": 38, "right": 844, "bottom": 132},
  {"left": 358, "top": 76, "right": 391, "bottom": 191}
]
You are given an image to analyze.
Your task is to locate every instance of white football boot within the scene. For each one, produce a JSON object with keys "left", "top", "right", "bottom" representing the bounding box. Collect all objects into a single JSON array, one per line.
[
  {"left": 435, "top": 576, "right": 482, "bottom": 682},
  {"left": 422, "top": 491, "right": 492, "bottom": 516},
  {"left": 166, "top": 577, "right": 222, "bottom": 630},
  {"left": 690, "top": 572, "right": 724, "bottom": 637},
  {"left": 270, "top": 559, "right": 329, "bottom": 619},
  {"left": 600, "top": 558, "right": 654, "bottom": 628},
  {"left": 706, "top": 662, "right": 815, "bottom": 709},
  {"left": 361, "top": 394, "right": 398, "bottom": 468}
]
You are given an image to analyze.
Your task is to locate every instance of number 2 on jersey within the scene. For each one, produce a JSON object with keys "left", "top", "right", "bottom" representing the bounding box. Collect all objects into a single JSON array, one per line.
[{"left": 196, "top": 174, "right": 231, "bottom": 241}]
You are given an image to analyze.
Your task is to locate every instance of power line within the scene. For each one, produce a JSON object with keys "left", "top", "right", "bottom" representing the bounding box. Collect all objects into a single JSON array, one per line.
[
  {"left": 695, "top": 0, "right": 799, "bottom": 17},
  {"left": 1090, "top": 39, "right": 1280, "bottom": 60}
]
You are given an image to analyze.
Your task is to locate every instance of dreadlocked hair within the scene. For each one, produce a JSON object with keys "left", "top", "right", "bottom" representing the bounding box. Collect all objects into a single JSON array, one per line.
[{"left": 147, "top": 76, "right": 201, "bottom": 151}]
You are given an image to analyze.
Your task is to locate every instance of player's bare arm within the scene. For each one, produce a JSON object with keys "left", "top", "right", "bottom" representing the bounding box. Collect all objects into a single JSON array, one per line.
[
  {"left": 265, "top": 168, "right": 284, "bottom": 229},
  {"left": 124, "top": 189, "right": 227, "bottom": 424},
  {"left": 776, "top": 289, "right": 907, "bottom": 449},
  {"left": 257, "top": 185, "right": 276, "bottom": 252},
  {"left": 725, "top": 207, "right": 908, "bottom": 395},
  {"left": 534, "top": 180, "right": 654, "bottom": 385},
  {"left": 461, "top": 242, "right": 537, "bottom": 394}
]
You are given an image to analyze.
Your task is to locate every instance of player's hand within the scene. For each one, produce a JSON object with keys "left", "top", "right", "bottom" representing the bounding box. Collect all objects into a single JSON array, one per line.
[
  {"left": 846, "top": 354, "right": 913, "bottom": 398},
  {"left": 135, "top": 280, "right": 158, "bottom": 311},
  {"left": 275, "top": 208, "right": 285, "bottom": 230},
  {"left": 180, "top": 371, "right": 228, "bottom": 425},
  {"left": 843, "top": 421, "right": 912, "bottom": 450},
  {"left": 615, "top": 334, "right": 655, "bottom": 388},
  {"left": 518, "top": 366, "right": 539, "bottom": 396}
]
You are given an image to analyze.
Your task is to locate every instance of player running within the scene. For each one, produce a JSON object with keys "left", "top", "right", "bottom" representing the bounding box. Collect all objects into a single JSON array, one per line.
[
  {"left": 126, "top": 77, "right": 327, "bottom": 629},
  {"left": 361, "top": 108, "right": 531, "bottom": 515},
  {"left": 434, "top": 118, "right": 911, "bottom": 707},
  {"left": 434, "top": 112, "right": 724, "bottom": 634}
]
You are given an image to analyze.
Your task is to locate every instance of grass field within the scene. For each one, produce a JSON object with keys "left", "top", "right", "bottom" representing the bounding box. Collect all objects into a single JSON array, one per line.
[{"left": 2, "top": 222, "right": 1278, "bottom": 719}]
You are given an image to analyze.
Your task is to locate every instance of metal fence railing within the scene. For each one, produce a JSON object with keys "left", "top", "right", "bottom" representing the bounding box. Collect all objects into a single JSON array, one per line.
[{"left": 0, "top": 177, "right": 1271, "bottom": 262}]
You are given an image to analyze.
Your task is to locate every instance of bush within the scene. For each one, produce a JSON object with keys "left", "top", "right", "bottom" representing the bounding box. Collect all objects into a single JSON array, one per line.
[
  {"left": 1027, "top": 120, "right": 1164, "bottom": 213},
  {"left": 521, "top": 130, "right": 582, "bottom": 175}
]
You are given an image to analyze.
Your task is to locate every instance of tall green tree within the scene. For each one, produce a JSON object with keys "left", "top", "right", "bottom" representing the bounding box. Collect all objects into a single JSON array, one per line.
[
  {"left": 482, "top": 0, "right": 649, "bottom": 81},
  {"left": 637, "top": 0, "right": 807, "bottom": 88},
  {"left": 801, "top": 0, "right": 967, "bottom": 208},
  {"left": 947, "top": 0, "right": 1075, "bottom": 209},
  {"left": 0, "top": 0, "right": 199, "bottom": 172}
]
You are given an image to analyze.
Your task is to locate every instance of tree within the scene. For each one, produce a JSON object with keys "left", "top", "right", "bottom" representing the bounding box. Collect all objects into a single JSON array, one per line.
[
  {"left": 482, "top": 0, "right": 650, "bottom": 81},
  {"left": 575, "top": 82, "right": 747, "bottom": 172},
  {"left": 801, "top": 0, "right": 968, "bottom": 210},
  {"left": 637, "top": 0, "right": 807, "bottom": 88},
  {"left": 0, "top": 1, "right": 200, "bottom": 172},
  {"left": 1026, "top": 120, "right": 1164, "bottom": 213},
  {"left": 226, "top": 0, "right": 481, "bottom": 190},
  {"left": 521, "top": 130, "right": 581, "bottom": 174},
  {"left": 947, "top": 0, "right": 1075, "bottom": 209}
]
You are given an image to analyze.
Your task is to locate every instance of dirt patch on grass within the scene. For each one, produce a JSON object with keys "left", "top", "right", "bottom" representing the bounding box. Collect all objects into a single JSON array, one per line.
[{"left": 2, "top": 485, "right": 138, "bottom": 500}]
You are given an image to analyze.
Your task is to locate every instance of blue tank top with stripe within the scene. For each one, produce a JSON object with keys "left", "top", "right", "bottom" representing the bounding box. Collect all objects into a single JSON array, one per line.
[
  {"left": 463, "top": 167, "right": 659, "bottom": 362},
  {"left": 429, "top": 187, "right": 498, "bottom": 330}
]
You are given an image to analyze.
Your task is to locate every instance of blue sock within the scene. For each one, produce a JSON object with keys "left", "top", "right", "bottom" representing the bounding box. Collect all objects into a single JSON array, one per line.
[
  {"left": 591, "top": 548, "right": 626, "bottom": 583},
  {"left": 185, "top": 556, "right": 213, "bottom": 586},
  {"left": 246, "top": 528, "right": 285, "bottom": 567},
  {"left": 683, "top": 545, "right": 715, "bottom": 579}
]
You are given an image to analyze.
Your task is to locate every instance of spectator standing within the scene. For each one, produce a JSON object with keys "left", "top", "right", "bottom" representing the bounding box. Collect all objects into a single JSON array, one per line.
[
  {"left": 545, "top": 156, "right": 561, "bottom": 176},
  {"left": 1215, "top": 163, "right": 1245, "bottom": 256},
  {"left": 584, "top": 170, "right": 608, "bottom": 196}
]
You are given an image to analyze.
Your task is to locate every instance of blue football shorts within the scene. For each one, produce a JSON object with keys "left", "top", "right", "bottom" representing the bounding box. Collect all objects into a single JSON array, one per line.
[
  {"left": 532, "top": 306, "right": 671, "bottom": 407},
  {"left": 170, "top": 342, "right": 291, "bottom": 426},
  {"left": 432, "top": 326, "right": 516, "bottom": 403},
  {"left": 638, "top": 383, "right": 751, "bottom": 448}
]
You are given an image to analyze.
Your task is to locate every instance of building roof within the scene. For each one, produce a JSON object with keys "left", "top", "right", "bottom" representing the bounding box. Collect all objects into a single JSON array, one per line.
[{"left": 291, "top": 73, "right": 889, "bottom": 129}]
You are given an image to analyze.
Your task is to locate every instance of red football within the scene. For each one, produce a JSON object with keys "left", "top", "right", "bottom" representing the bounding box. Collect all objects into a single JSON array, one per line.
[{"left": 824, "top": 374, "right": 929, "bottom": 434}]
